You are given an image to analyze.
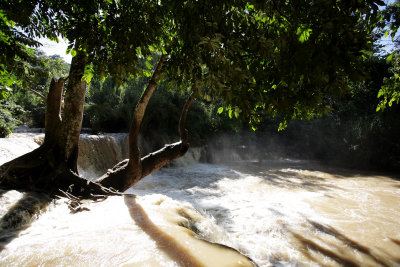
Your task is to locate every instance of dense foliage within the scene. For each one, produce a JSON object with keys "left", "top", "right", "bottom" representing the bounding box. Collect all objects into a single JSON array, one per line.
[
  {"left": 83, "top": 75, "right": 236, "bottom": 145},
  {"left": 1, "top": 53, "right": 70, "bottom": 135},
  {"left": 1, "top": 0, "right": 387, "bottom": 127},
  {"left": 0, "top": 100, "right": 23, "bottom": 137},
  {"left": 5, "top": 53, "right": 235, "bottom": 143},
  {"left": 377, "top": 50, "right": 400, "bottom": 110}
]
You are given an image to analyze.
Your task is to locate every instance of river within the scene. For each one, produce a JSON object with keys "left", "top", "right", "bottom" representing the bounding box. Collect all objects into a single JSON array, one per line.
[{"left": 0, "top": 133, "right": 399, "bottom": 266}]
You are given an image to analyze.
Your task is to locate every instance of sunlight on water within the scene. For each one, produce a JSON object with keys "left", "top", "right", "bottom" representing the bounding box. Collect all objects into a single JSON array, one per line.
[
  {"left": 1, "top": 134, "right": 400, "bottom": 266},
  {"left": 0, "top": 133, "right": 42, "bottom": 165},
  {"left": 0, "top": 192, "right": 252, "bottom": 266},
  {"left": 130, "top": 162, "right": 400, "bottom": 267}
]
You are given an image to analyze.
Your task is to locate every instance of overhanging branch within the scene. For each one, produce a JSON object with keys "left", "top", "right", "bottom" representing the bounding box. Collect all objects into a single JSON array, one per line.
[{"left": 140, "top": 92, "right": 195, "bottom": 178}]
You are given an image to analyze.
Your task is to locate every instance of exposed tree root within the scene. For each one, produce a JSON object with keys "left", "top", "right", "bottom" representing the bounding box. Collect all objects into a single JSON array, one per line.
[{"left": 0, "top": 143, "right": 123, "bottom": 201}]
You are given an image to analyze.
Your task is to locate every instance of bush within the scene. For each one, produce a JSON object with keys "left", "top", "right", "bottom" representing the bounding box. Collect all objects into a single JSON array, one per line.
[{"left": 0, "top": 100, "right": 23, "bottom": 137}]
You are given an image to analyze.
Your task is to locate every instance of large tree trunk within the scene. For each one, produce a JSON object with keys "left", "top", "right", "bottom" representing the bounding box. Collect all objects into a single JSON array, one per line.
[
  {"left": 59, "top": 51, "right": 87, "bottom": 173},
  {"left": 0, "top": 50, "right": 91, "bottom": 195}
]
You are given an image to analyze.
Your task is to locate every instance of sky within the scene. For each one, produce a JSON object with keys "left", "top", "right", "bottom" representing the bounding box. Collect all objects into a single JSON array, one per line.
[
  {"left": 38, "top": 35, "right": 396, "bottom": 65},
  {"left": 38, "top": 38, "right": 72, "bottom": 63}
]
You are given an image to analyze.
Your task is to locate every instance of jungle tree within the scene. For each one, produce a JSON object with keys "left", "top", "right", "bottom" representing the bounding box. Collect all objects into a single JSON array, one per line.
[{"left": 0, "top": 0, "right": 385, "bottom": 196}]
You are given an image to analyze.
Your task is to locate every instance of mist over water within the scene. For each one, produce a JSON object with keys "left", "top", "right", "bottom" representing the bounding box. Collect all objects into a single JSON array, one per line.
[{"left": 1, "top": 133, "right": 400, "bottom": 266}]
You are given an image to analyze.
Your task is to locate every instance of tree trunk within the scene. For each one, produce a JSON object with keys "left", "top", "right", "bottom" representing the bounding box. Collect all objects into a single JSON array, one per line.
[
  {"left": 59, "top": 51, "right": 87, "bottom": 173},
  {"left": 0, "top": 50, "right": 90, "bottom": 194},
  {"left": 44, "top": 78, "right": 64, "bottom": 143}
]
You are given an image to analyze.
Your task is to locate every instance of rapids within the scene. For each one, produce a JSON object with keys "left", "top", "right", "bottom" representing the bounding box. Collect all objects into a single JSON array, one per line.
[{"left": 1, "top": 133, "right": 400, "bottom": 266}]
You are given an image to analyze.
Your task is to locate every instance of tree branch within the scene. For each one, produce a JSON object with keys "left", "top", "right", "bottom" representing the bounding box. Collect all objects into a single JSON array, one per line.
[
  {"left": 179, "top": 92, "right": 195, "bottom": 143},
  {"left": 95, "top": 92, "right": 195, "bottom": 192},
  {"left": 27, "top": 88, "right": 47, "bottom": 104},
  {"left": 140, "top": 92, "right": 195, "bottom": 178},
  {"left": 128, "top": 54, "right": 169, "bottom": 162},
  {"left": 140, "top": 141, "right": 189, "bottom": 178}
]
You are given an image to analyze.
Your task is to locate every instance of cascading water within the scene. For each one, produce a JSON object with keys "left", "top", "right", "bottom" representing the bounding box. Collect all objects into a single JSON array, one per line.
[{"left": 1, "top": 133, "right": 400, "bottom": 266}]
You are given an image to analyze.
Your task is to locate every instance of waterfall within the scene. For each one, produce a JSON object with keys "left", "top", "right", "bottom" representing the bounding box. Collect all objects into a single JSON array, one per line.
[
  {"left": 77, "top": 133, "right": 129, "bottom": 178},
  {"left": 14, "top": 132, "right": 205, "bottom": 179}
]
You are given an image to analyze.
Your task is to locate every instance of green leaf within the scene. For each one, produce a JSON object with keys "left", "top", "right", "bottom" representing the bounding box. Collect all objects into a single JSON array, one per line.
[
  {"left": 145, "top": 61, "right": 152, "bottom": 70},
  {"left": 298, "top": 28, "right": 312, "bottom": 43},
  {"left": 385, "top": 31, "right": 389, "bottom": 38},
  {"left": 234, "top": 108, "right": 239, "bottom": 118},
  {"left": 83, "top": 64, "right": 94, "bottom": 83},
  {"left": 217, "top": 107, "right": 224, "bottom": 114},
  {"left": 278, "top": 121, "right": 288, "bottom": 131},
  {"left": 387, "top": 54, "right": 393, "bottom": 63}
]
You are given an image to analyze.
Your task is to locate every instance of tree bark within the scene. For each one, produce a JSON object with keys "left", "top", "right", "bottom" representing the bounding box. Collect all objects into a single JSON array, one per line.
[
  {"left": 44, "top": 78, "right": 64, "bottom": 144},
  {"left": 95, "top": 54, "right": 169, "bottom": 190},
  {"left": 59, "top": 51, "right": 87, "bottom": 173}
]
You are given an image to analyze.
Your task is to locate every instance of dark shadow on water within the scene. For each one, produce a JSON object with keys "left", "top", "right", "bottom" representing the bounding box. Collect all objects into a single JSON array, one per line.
[
  {"left": 124, "top": 195, "right": 209, "bottom": 267},
  {"left": 391, "top": 238, "right": 400, "bottom": 247},
  {"left": 288, "top": 219, "right": 395, "bottom": 267},
  {"left": 0, "top": 191, "right": 51, "bottom": 252},
  {"left": 124, "top": 195, "right": 258, "bottom": 267},
  {"left": 290, "top": 231, "right": 359, "bottom": 267},
  {"left": 390, "top": 238, "right": 400, "bottom": 264}
]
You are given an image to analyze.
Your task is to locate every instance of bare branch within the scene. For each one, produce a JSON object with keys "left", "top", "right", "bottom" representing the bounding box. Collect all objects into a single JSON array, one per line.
[
  {"left": 27, "top": 88, "right": 47, "bottom": 104},
  {"left": 140, "top": 141, "right": 189, "bottom": 179},
  {"left": 179, "top": 92, "right": 195, "bottom": 143}
]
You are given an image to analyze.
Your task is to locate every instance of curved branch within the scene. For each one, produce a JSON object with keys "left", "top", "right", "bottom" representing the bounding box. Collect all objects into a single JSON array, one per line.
[
  {"left": 96, "top": 92, "right": 195, "bottom": 192},
  {"left": 140, "top": 141, "right": 189, "bottom": 179},
  {"left": 27, "top": 88, "right": 47, "bottom": 104},
  {"left": 140, "top": 92, "right": 195, "bottom": 179}
]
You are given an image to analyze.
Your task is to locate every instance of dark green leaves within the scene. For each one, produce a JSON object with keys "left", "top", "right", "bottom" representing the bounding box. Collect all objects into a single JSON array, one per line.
[
  {"left": 0, "top": 0, "right": 388, "bottom": 130},
  {"left": 377, "top": 51, "right": 400, "bottom": 111}
]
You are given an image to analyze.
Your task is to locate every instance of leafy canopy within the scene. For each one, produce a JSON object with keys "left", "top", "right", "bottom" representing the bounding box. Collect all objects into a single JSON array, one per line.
[
  {"left": 377, "top": 1, "right": 400, "bottom": 111},
  {"left": 1, "top": 0, "right": 386, "bottom": 129}
]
